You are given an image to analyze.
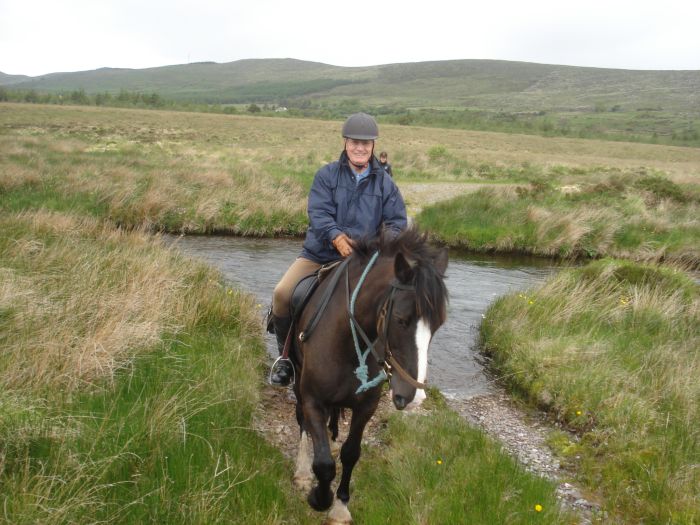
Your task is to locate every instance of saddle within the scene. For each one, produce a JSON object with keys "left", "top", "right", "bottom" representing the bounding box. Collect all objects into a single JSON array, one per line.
[{"left": 265, "top": 259, "right": 343, "bottom": 334}]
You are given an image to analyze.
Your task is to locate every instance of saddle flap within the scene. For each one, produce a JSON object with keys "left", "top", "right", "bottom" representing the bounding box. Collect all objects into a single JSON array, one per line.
[{"left": 290, "top": 273, "right": 321, "bottom": 322}]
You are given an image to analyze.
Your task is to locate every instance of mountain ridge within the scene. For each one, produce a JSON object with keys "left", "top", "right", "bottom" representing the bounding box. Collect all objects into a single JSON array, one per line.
[{"left": 3, "top": 58, "right": 698, "bottom": 113}]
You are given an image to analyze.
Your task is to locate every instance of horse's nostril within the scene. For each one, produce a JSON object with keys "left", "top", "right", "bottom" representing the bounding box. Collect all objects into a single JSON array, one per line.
[{"left": 393, "top": 395, "right": 407, "bottom": 410}]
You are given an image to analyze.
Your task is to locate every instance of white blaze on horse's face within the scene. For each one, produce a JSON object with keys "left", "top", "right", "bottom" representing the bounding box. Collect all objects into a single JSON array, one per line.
[
  {"left": 407, "top": 318, "right": 431, "bottom": 409},
  {"left": 415, "top": 318, "right": 431, "bottom": 384}
]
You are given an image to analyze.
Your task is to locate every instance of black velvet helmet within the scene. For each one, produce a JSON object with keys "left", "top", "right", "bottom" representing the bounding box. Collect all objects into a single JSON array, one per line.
[{"left": 342, "top": 113, "right": 379, "bottom": 140}]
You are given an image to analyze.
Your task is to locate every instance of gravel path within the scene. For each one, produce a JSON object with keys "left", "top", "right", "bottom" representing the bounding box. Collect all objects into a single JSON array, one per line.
[
  {"left": 448, "top": 392, "right": 602, "bottom": 523},
  {"left": 398, "top": 182, "right": 521, "bottom": 215}
]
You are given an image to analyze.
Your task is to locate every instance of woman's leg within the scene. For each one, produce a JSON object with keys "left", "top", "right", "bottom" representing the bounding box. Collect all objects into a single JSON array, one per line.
[{"left": 270, "top": 257, "right": 321, "bottom": 386}]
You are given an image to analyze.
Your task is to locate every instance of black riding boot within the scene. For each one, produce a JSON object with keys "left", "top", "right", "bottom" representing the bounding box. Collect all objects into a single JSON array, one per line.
[{"left": 269, "top": 315, "right": 294, "bottom": 387}]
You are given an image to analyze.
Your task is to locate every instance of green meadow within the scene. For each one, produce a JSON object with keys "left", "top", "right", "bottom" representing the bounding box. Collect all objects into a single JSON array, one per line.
[{"left": 1, "top": 103, "right": 699, "bottom": 523}]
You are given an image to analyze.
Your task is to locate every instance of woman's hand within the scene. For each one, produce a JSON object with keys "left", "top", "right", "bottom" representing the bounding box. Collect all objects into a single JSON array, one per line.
[{"left": 332, "top": 233, "right": 354, "bottom": 257}]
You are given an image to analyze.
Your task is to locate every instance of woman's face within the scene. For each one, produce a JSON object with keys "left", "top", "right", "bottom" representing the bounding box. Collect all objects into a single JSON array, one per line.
[{"left": 345, "top": 139, "right": 373, "bottom": 168}]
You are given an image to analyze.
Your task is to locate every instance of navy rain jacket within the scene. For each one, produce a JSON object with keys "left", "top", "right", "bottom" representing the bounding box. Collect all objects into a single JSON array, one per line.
[{"left": 300, "top": 151, "right": 407, "bottom": 264}]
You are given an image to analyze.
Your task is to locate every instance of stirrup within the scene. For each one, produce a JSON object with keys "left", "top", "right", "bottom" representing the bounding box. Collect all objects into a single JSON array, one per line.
[{"left": 269, "top": 356, "right": 295, "bottom": 387}]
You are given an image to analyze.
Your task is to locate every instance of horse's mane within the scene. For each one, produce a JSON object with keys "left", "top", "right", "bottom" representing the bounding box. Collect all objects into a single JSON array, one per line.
[{"left": 353, "top": 226, "right": 448, "bottom": 330}]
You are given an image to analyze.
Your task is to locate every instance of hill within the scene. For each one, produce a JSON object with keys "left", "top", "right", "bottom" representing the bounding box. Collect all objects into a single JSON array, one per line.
[
  {"left": 0, "top": 71, "right": 31, "bottom": 85},
  {"left": 4, "top": 58, "right": 699, "bottom": 112},
  {"left": 3, "top": 58, "right": 699, "bottom": 146}
]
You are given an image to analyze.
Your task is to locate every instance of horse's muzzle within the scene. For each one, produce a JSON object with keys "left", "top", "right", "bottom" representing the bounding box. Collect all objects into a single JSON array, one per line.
[{"left": 392, "top": 391, "right": 416, "bottom": 410}]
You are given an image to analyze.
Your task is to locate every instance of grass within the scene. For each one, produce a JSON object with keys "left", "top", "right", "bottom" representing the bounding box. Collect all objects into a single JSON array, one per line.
[
  {"left": 2, "top": 103, "right": 700, "bottom": 244},
  {"left": 417, "top": 175, "right": 700, "bottom": 267},
  {"left": 5, "top": 58, "right": 700, "bottom": 147},
  {"left": 0, "top": 210, "right": 317, "bottom": 523},
  {"left": 3, "top": 103, "right": 700, "bottom": 522},
  {"left": 480, "top": 259, "right": 700, "bottom": 523},
  {"left": 353, "top": 394, "right": 567, "bottom": 524},
  {"left": 0, "top": 210, "right": 573, "bottom": 524}
]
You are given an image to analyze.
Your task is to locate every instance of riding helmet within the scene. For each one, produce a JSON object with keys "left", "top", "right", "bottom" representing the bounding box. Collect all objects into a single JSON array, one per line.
[{"left": 342, "top": 113, "right": 379, "bottom": 140}]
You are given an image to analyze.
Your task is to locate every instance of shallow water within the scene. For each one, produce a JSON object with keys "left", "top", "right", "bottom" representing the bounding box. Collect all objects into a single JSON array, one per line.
[{"left": 166, "top": 235, "right": 561, "bottom": 398}]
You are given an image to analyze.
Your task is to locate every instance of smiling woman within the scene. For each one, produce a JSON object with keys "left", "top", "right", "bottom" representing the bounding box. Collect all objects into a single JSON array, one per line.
[{"left": 268, "top": 112, "right": 407, "bottom": 386}]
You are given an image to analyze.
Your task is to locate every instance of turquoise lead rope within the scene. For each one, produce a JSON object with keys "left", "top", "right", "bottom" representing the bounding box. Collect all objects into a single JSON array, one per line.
[{"left": 349, "top": 251, "right": 387, "bottom": 394}]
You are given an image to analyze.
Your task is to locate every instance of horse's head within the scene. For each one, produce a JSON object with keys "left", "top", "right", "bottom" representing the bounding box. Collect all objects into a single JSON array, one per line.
[{"left": 380, "top": 245, "right": 448, "bottom": 410}]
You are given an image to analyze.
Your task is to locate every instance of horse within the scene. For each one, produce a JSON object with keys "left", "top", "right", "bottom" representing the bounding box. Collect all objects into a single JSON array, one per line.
[{"left": 288, "top": 227, "right": 448, "bottom": 524}]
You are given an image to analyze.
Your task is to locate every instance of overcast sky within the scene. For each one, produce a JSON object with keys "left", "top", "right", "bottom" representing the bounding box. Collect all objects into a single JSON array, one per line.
[{"left": 1, "top": 0, "right": 699, "bottom": 77}]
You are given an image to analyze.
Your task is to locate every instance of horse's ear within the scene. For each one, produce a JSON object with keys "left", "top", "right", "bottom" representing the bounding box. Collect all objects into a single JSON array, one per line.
[
  {"left": 394, "top": 252, "right": 415, "bottom": 284},
  {"left": 434, "top": 248, "right": 448, "bottom": 275}
]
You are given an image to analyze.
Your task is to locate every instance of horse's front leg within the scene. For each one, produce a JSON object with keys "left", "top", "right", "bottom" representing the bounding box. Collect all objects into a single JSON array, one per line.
[
  {"left": 303, "top": 400, "right": 335, "bottom": 512},
  {"left": 326, "top": 394, "right": 380, "bottom": 525},
  {"left": 293, "top": 393, "right": 315, "bottom": 493}
]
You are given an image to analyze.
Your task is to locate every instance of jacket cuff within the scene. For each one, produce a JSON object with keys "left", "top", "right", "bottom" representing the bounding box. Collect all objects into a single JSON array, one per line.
[{"left": 327, "top": 228, "right": 343, "bottom": 247}]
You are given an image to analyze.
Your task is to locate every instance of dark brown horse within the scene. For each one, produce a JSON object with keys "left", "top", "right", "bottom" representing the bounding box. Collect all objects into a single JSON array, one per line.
[{"left": 289, "top": 227, "right": 448, "bottom": 524}]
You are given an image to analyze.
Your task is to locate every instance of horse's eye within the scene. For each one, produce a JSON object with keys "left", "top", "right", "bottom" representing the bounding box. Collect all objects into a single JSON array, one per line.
[{"left": 394, "top": 315, "right": 410, "bottom": 328}]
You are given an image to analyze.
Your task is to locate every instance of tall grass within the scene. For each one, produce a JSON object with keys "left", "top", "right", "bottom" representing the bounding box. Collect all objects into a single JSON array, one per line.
[
  {"left": 0, "top": 210, "right": 573, "bottom": 524},
  {"left": 0, "top": 210, "right": 313, "bottom": 523},
  {"left": 481, "top": 259, "right": 700, "bottom": 523},
  {"left": 418, "top": 177, "right": 700, "bottom": 267}
]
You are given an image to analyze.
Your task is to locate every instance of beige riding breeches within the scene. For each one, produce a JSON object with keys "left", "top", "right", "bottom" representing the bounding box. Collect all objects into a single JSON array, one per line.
[{"left": 272, "top": 257, "right": 322, "bottom": 317}]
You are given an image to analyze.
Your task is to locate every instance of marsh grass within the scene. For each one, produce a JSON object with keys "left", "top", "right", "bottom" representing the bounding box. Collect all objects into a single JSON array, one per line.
[
  {"left": 3, "top": 103, "right": 700, "bottom": 522},
  {"left": 481, "top": 259, "right": 700, "bottom": 523},
  {"left": 2, "top": 104, "right": 700, "bottom": 246},
  {"left": 0, "top": 209, "right": 573, "bottom": 524},
  {"left": 418, "top": 177, "right": 700, "bottom": 267},
  {"left": 0, "top": 210, "right": 314, "bottom": 523}
]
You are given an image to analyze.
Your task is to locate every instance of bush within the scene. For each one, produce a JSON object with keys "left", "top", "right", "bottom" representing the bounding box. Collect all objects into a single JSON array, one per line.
[{"left": 427, "top": 144, "right": 448, "bottom": 160}]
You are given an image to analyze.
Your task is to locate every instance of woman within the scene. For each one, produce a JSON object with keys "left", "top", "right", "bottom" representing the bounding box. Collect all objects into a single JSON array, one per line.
[{"left": 269, "top": 113, "right": 407, "bottom": 386}]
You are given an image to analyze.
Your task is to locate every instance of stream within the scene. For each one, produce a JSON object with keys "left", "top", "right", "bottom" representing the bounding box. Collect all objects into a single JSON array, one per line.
[{"left": 167, "top": 235, "right": 563, "bottom": 399}]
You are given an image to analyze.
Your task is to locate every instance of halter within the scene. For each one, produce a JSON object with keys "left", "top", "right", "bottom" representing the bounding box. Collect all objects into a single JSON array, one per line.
[{"left": 346, "top": 251, "right": 427, "bottom": 394}]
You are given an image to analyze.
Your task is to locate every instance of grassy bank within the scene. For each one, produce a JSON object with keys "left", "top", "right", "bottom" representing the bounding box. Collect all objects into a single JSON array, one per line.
[
  {"left": 417, "top": 176, "right": 700, "bottom": 268},
  {"left": 481, "top": 259, "right": 700, "bottom": 523},
  {"left": 0, "top": 210, "right": 315, "bottom": 523},
  {"left": 3, "top": 103, "right": 700, "bottom": 522},
  {"left": 0, "top": 210, "right": 574, "bottom": 523}
]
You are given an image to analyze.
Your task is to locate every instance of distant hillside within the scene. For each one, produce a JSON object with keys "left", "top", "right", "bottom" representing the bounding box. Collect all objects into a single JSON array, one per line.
[
  {"left": 0, "top": 71, "right": 31, "bottom": 86},
  {"left": 4, "top": 58, "right": 699, "bottom": 113}
]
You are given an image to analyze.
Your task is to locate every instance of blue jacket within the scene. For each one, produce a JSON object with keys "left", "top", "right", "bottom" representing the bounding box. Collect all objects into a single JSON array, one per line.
[{"left": 300, "top": 151, "right": 407, "bottom": 263}]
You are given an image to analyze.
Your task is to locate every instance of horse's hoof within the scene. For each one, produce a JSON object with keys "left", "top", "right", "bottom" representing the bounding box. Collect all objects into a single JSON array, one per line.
[
  {"left": 307, "top": 487, "right": 333, "bottom": 512},
  {"left": 293, "top": 473, "right": 313, "bottom": 493},
  {"left": 323, "top": 498, "right": 353, "bottom": 525}
]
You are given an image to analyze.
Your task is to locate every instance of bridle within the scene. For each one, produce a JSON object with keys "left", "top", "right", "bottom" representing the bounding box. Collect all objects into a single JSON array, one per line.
[
  {"left": 374, "top": 279, "right": 427, "bottom": 390},
  {"left": 298, "top": 250, "right": 428, "bottom": 393},
  {"left": 345, "top": 253, "right": 427, "bottom": 391}
]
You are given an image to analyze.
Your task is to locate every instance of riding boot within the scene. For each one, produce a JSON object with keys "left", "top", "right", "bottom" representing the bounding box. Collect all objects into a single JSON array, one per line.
[{"left": 269, "top": 315, "right": 294, "bottom": 387}]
